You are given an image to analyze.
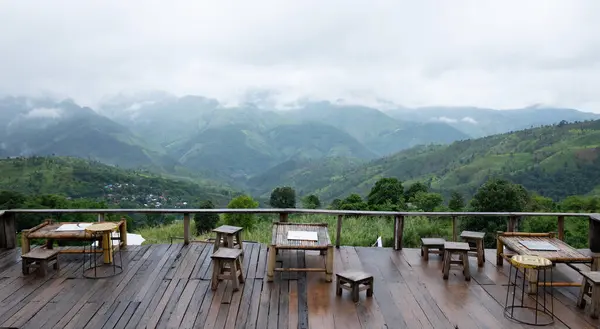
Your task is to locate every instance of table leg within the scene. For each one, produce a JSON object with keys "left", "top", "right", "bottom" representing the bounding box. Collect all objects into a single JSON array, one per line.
[
  {"left": 103, "top": 232, "right": 113, "bottom": 264},
  {"left": 325, "top": 246, "right": 333, "bottom": 282},
  {"left": 267, "top": 245, "right": 276, "bottom": 282}
]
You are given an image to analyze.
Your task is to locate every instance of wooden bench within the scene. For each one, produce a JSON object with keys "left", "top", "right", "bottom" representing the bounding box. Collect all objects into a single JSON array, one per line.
[
  {"left": 211, "top": 247, "right": 245, "bottom": 292},
  {"left": 442, "top": 242, "right": 471, "bottom": 281},
  {"left": 420, "top": 238, "right": 445, "bottom": 261},
  {"left": 460, "top": 231, "right": 485, "bottom": 267},
  {"left": 578, "top": 271, "right": 600, "bottom": 319},
  {"left": 336, "top": 271, "right": 374, "bottom": 302},
  {"left": 22, "top": 248, "right": 59, "bottom": 277}
]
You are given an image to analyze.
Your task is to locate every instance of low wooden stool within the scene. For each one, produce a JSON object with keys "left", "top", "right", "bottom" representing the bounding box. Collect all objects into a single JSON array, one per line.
[
  {"left": 211, "top": 247, "right": 245, "bottom": 292},
  {"left": 578, "top": 271, "right": 600, "bottom": 319},
  {"left": 213, "top": 225, "right": 244, "bottom": 262},
  {"left": 442, "top": 242, "right": 471, "bottom": 281},
  {"left": 22, "top": 249, "right": 59, "bottom": 277},
  {"left": 336, "top": 271, "right": 373, "bottom": 302},
  {"left": 421, "top": 238, "right": 446, "bottom": 261},
  {"left": 460, "top": 230, "right": 486, "bottom": 267}
]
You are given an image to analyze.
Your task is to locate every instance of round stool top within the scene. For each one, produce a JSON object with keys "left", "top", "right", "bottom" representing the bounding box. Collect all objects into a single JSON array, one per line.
[
  {"left": 85, "top": 222, "right": 119, "bottom": 233},
  {"left": 510, "top": 255, "right": 552, "bottom": 269}
]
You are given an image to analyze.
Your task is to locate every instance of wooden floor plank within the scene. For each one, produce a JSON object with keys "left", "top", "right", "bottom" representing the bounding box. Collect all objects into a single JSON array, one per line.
[{"left": 0, "top": 244, "right": 598, "bottom": 329}]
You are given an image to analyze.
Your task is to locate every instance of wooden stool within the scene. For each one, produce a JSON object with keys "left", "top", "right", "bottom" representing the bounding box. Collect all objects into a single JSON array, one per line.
[
  {"left": 578, "top": 271, "right": 600, "bottom": 319},
  {"left": 442, "top": 242, "right": 471, "bottom": 281},
  {"left": 22, "top": 249, "right": 59, "bottom": 277},
  {"left": 211, "top": 247, "right": 245, "bottom": 292},
  {"left": 421, "top": 238, "right": 445, "bottom": 261},
  {"left": 336, "top": 271, "right": 373, "bottom": 302},
  {"left": 460, "top": 230, "right": 485, "bottom": 267},
  {"left": 213, "top": 225, "right": 244, "bottom": 262}
]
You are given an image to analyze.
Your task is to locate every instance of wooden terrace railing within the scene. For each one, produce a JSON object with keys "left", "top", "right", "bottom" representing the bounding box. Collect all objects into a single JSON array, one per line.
[{"left": 1, "top": 208, "right": 599, "bottom": 251}]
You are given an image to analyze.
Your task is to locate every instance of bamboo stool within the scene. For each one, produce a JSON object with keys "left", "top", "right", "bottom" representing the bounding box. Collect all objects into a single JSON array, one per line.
[
  {"left": 22, "top": 248, "right": 59, "bottom": 277},
  {"left": 578, "top": 271, "right": 600, "bottom": 319},
  {"left": 442, "top": 242, "right": 471, "bottom": 281},
  {"left": 460, "top": 230, "right": 486, "bottom": 267},
  {"left": 336, "top": 271, "right": 374, "bottom": 302},
  {"left": 211, "top": 247, "right": 245, "bottom": 292},
  {"left": 213, "top": 225, "right": 244, "bottom": 262},
  {"left": 421, "top": 238, "right": 446, "bottom": 261}
]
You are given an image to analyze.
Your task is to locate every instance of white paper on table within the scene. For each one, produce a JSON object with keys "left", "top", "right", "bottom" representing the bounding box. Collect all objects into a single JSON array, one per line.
[
  {"left": 54, "top": 223, "right": 93, "bottom": 231},
  {"left": 287, "top": 230, "right": 318, "bottom": 241}
]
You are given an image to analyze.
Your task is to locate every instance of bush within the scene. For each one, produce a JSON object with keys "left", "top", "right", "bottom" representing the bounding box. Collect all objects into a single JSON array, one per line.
[
  {"left": 223, "top": 195, "right": 259, "bottom": 229},
  {"left": 195, "top": 200, "right": 220, "bottom": 234}
]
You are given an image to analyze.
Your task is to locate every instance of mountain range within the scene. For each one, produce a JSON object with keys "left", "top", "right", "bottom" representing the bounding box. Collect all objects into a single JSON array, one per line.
[{"left": 1, "top": 93, "right": 600, "bottom": 203}]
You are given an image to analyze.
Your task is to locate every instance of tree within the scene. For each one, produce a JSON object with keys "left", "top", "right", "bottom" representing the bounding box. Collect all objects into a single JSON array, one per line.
[
  {"left": 269, "top": 186, "right": 296, "bottom": 208},
  {"left": 404, "top": 182, "right": 428, "bottom": 202},
  {"left": 223, "top": 195, "right": 259, "bottom": 229},
  {"left": 367, "top": 177, "right": 404, "bottom": 208},
  {"left": 195, "top": 200, "right": 220, "bottom": 234},
  {"left": 462, "top": 178, "right": 530, "bottom": 247},
  {"left": 410, "top": 191, "right": 443, "bottom": 212},
  {"left": 448, "top": 191, "right": 465, "bottom": 211},
  {"left": 301, "top": 194, "right": 321, "bottom": 209}
]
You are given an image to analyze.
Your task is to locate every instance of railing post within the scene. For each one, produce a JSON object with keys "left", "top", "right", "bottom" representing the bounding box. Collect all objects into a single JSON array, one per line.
[
  {"left": 0, "top": 212, "right": 16, "bottom": 249},
  {"left": 279, "top": 212, "right": 288, "bottom": 222},
  {"left": 508, "top": 216, "right": 516, "bottom": 232},
  {"left": 335, "top": 215, "right": 343, "bottom": 248},
  {"left": 451, "top": 216, "right": 458, "bottom": 241},
  {"left": 183, "top": 213, "right": 191, "bottom": 245},
  {"left": 557, "top": 215, "right": 565, "bottom": 241},
  {"left": 394, "top": 215, "right": 404, "bottom": 250},
  {"left": 98, "top": 213, "right": 105, "bottom": 222}
]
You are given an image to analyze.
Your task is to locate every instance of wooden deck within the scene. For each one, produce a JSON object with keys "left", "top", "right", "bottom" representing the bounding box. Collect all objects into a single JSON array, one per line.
[{"left": 0, "top": 243, "right": 599, "bottom": 329}]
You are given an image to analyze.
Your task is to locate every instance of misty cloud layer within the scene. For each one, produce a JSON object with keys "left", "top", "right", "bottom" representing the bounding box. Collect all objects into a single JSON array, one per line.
[{"left": 1, "top": 0, "right": 600, "bottom": 111}]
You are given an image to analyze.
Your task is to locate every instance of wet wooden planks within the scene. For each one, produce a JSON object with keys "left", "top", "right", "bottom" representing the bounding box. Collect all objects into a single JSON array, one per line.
[{"left": 0, "top": 243, "right": 597, "bottom": 329}]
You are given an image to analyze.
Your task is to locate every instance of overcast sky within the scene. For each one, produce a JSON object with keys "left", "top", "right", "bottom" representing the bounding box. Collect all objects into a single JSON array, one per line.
[{"left": 1, "top": 0, "right": 600, "bottom": 111}]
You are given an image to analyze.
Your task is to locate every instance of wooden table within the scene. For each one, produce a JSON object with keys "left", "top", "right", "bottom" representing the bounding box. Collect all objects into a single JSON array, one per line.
[
  {"left": 21, "top": 220, "right": 127, "bottom": 264},
  {"left": 497, "top": 232, "right": 596, "bottom": 292},
  {"left": 267, "top": 222, "right": 333, "bottom": 282}
]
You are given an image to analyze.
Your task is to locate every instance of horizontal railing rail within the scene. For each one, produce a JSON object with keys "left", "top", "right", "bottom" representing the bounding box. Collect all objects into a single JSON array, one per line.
[{"left": 1, "top": 208, "right": 598, "bottom": 250}]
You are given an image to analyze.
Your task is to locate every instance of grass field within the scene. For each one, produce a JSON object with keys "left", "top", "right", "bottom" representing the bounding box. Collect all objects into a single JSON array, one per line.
[{"left": 135, "top": 213, "right": 591, "bottom": 249}]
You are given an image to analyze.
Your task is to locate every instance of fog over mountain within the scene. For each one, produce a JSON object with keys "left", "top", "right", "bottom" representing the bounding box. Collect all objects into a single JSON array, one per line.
[{"left": 1, "top": 1, "right": 600, "bottom": 112}]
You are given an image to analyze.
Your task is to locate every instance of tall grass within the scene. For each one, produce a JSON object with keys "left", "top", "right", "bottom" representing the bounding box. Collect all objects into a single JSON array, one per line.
[{"left": 135, "top": 214, "right": 454, "bottom": 248}]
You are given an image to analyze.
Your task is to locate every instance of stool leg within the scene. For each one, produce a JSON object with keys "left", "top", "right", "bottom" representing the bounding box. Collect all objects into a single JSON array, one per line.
[
  {"left": 39, "top": 260, "right": 48, "bottom": 277},
  {"left": 578, "top": 277, "right": 588, "bottom": 309},
  {"left": 336, "top": 278, "right": 342, "bottom": 296},
  {"left": 367, "top": 278, "right": 374, "bottom": 297},
  {"left": 226, "top": 235, "right": 234, "bottom": 249},
  {"left": 236, "top": 258, "right": 245, "bottom": 284},
  {"left": 351, "top": 283, "right": 359, "bottom": 302},
  {"left": 230, "top": 260, "right": 240, "bottom": 292},
  {"left": 592, "top": 284, "right": 600, "bottom": 319},
  {"left": 213, "top": 233, "right": 221, "bottom": 252},
  {"left": 211, "top": 259, "right": 220, "bottom": 290},
  {"left": 476, "top": 240, "right": 484, "bottom": 267},
  {"left": 462, "top": 251, "right": 471, "bottom": 281},
  {"left": 53, "top": 256, "right": 59, "bottom": 270},
  {"left": 22, "top": 259, "right": 29, "bottom": 275},
  {"left": 442, "top": 251, "right": 450, "bottom": 280},
  {"left": 423, "top": 246, "right": 429, "bottom": 261},
  {"left": 325, "top": 246, "right": 333, "bottom": 282}
]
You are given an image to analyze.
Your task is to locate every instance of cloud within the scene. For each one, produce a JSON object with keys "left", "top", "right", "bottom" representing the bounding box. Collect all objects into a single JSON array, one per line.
[
  {"left": 461, "top": 117, "right": 478, "bottom": 124},
  {"left": 1, "top": 1, "right": 600, "bottom": 112},
  {"left": 435, "top": 116, "right": 458, "bottom": 123},
  {"left": 24, "top": 108, "right": 63, "bottom": 119}
]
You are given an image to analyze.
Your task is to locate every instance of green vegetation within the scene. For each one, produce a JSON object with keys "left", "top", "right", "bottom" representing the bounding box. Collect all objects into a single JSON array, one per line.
[
  {"left": 0, "top": 156, "right": 235, "bottom": 207},
  {"left": 194, "top": 200, "right": 220, "bottom": 234},
  {"left": 309, "top": 120, "right": 600, "bottom": 202},
  {"left": 223, "top": 195, "right": 260, "bottom": 229},
  {"left": 269, "top": 186, "right": 296, "bottom": 208}
]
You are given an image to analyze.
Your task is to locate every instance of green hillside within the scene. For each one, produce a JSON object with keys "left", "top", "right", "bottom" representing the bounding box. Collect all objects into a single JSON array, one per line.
[
  {"left": 0, "top": 156, "right": 236, "bottom": 207},
  {"left": 309, "top": 120, "right": 600, "bottom": 202}
]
